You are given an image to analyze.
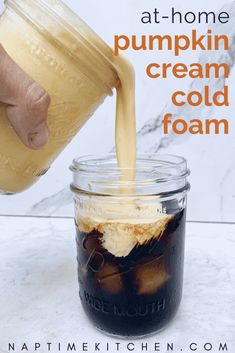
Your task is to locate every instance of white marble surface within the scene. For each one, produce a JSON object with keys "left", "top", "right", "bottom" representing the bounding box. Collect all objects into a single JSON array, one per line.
[{"left": 0, "top": 216, "right": 234, "bottom": 353}]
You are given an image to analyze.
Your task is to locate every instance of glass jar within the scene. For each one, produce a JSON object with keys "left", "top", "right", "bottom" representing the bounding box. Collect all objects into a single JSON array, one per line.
[
  {"left": 70, "top": 154, "right": 190, "bottom": 337},
  {"left": 0, "top": 0, "right": 117, "bottom": 194}
]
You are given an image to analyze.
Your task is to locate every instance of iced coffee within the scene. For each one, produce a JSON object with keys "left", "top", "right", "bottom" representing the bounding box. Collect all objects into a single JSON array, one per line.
[{"left": 71, "top": 155, "right": 190, "bottom": 337}]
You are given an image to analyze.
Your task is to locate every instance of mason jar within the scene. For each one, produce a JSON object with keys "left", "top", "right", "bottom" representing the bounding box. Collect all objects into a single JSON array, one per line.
[
  {"left": 70, "top": 154, "right": 190, "bottom": 337},
  {"left": 0, "top": 0, "right": 117, "bottom": 194}
]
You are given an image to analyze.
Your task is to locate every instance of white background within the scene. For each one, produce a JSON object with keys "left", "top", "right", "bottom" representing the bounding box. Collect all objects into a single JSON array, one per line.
[{"left": 0, "top": 0, "right": 234, "bottom": 222}]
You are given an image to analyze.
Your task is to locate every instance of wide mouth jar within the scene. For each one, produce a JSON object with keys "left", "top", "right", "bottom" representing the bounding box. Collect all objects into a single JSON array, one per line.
[
  {"left": 70, "top": 154, "right": 190, "bottom": 337},
  {"left": 70, "top": 154, "right": 189, "bottom": 337}
]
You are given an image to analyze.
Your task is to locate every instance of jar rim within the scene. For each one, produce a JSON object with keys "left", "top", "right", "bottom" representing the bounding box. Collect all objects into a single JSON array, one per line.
[
  {"left": 70, "top": 154, "right": 190, "bottom": 197},
  {"left": 71, "top": 153, "right": 188, "bottom": 172}
]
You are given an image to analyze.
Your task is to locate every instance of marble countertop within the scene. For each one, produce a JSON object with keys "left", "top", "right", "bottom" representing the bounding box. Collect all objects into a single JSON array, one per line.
[{"left": 0, "top": 216, "right": 234, "bottom": 353}]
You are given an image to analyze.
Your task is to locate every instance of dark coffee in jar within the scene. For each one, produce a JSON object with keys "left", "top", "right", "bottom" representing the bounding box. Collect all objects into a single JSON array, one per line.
[{"left": 76, "top": 208, "right": 186, "bottom": 337}]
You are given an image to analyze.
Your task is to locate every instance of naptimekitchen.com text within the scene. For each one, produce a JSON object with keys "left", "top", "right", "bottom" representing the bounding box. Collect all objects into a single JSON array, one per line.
[{"left": 6, "top": 342, "right": 230, "bottom": 352}]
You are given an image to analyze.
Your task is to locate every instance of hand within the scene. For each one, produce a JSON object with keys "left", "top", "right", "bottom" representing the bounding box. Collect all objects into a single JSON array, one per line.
[{"left": 0, "top": 44, "right": 50, "bottom": 149}]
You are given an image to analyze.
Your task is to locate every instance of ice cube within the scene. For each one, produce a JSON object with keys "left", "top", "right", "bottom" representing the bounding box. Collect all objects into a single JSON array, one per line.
[
  {"left": 135, "top": 257, "right": 170, "bottom": 295},
  {"left": 96, "top": 262, "right": 123, "bottom": 294},
  {"left": 83, "top": 234, "right": 103, "bottom": 254}
]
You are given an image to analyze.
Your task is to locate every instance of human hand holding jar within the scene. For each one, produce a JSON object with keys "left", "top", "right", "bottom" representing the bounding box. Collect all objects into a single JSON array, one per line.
[{"left": 0, "top": 44, "right": 50, "bottom": 150}]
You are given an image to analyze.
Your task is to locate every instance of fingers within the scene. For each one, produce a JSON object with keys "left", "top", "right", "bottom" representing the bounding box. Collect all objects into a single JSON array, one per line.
[
  {"left": 0, "top": 45, "right": 51, "bottom": 149},
  {"left": 7, "top": 82, "right": 51, "bottom": 149}
]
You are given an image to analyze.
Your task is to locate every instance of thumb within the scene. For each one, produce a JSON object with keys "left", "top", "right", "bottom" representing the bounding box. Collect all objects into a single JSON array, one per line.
[{"left": 0, "top": 44, "right": 50, "bottom": 149}]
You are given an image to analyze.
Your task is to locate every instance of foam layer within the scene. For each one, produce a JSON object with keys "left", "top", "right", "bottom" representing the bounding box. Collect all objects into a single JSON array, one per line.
[{"left": 76, "top": 202, "right": 173, "bottom": 257}]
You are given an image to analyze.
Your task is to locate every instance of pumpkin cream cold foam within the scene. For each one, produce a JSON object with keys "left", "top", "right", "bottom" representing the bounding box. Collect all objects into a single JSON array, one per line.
[
  {"left": 77, "top": 202, "right": 172, "bottom": 257},
  {"left": 0, "top": 0, "right": 170, "bottom": 236},
  {"left": 74, "top": 52, "right": 171, "bottom": 258},
  {"left": 0, "top": 0, "right": 171, "bottom": 257}
]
